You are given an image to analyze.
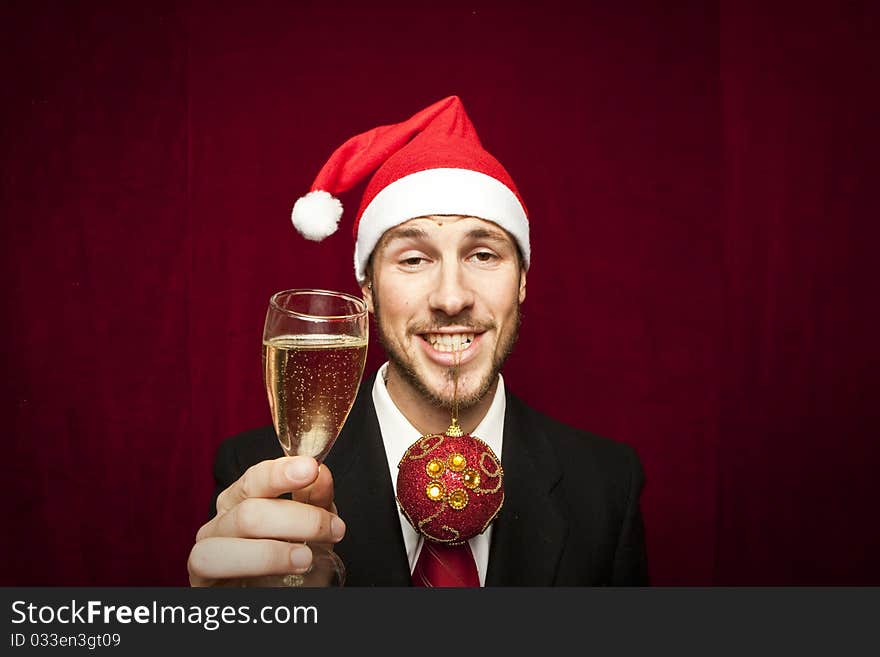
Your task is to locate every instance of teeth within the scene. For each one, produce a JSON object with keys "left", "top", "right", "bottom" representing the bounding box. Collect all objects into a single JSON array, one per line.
[{"left": 424, "top": 333, "right": 475, "bottom": 352}]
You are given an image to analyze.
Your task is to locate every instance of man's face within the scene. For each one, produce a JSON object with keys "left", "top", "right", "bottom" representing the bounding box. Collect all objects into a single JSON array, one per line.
[{"left": 362, "top": 215, "right": 527, "bottom": 410}]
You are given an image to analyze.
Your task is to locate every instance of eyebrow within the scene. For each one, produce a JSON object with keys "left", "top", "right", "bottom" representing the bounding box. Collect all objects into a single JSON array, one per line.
[
  {"left": 465, "top": 227, "right": 510, "bottom": 244},
  {"left": 382, "top": 226, "right": 429, "bottom": 245}
]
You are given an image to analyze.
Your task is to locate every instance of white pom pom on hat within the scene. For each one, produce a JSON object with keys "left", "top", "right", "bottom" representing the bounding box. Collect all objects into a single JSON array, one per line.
[
  {"left": 291, "top": 190, "right": 343, "bottom": 241},
  {"left": 290, "top": 95, "right": 530, "bottom": 281}
]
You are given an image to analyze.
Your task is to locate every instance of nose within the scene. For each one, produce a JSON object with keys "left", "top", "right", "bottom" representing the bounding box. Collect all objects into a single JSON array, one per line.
[{"left": 427, "top": 261, "right": 475, "bottom": 317}]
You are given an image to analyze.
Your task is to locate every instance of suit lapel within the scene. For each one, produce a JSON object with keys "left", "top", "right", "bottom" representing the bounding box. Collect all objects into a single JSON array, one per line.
[
  {"left": 326, "top": 373, "right": 412, "bottom": 586},
  {"left": 486, "top": 390, "right": 567, "bottom": 586}
]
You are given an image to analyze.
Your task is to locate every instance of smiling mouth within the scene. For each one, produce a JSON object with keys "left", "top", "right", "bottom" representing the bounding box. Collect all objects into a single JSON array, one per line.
[{"left": 420, "top": 332, "right": 476, "bottom": 353}]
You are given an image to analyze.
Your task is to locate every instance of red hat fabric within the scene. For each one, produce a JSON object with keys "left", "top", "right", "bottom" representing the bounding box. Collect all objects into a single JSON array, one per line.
[{"left": 291, "top": 96, "right": 530, "bottom": 281}]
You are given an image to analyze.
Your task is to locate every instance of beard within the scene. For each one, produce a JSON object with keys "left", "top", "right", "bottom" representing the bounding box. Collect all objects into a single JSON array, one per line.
[{"left": 372, "top": 290, "right": 521, "bottom": 412}]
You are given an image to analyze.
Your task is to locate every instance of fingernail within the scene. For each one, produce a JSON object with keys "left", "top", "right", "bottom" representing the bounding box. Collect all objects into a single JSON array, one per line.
[
  {"left": 285, "top": 458, "right": 312, "bottom": 482},
  {"left": 290, "top": 545, "right": 312, "bottom": 572},
  {"left": 331, "top": 516, "right": 346, "bottom": 541}
]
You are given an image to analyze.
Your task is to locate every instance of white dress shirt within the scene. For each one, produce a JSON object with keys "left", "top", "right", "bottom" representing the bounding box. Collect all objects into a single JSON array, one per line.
[{"left": 371, "top": 362, "right": 506, "bottom": 586}]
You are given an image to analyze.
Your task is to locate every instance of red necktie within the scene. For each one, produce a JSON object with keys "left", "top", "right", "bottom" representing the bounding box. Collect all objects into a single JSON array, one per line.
[{"left": 411, "top": 541, "right": 480, "bottom": 587}]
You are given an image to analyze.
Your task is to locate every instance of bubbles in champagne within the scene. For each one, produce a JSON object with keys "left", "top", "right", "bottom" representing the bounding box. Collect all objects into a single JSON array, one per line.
[{"left": 263, "top": 334, "right": 368, "bottom": 461}]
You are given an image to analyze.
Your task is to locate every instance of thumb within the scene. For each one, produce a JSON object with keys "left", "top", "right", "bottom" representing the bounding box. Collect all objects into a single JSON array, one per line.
[{"left": 293, "top": 463, "right": 336, "bottom": 512}]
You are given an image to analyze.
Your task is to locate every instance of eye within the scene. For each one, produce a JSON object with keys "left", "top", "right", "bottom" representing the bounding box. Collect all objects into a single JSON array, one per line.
[
  {"left": 469, "top": 250, "right": 498, "bottom": 264},
  {"left": 399, "top": 255, "right": 429, "bottom": 269}
]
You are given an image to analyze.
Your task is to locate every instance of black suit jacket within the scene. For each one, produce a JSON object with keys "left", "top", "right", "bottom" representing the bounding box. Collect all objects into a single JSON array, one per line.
[{"left": 210, "top": 372, "right": 650, "bottom": 586}]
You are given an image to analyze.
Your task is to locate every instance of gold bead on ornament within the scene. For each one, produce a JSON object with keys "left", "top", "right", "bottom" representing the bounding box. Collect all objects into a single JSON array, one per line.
[
  {"left": 462, "top": 468, "right": 481, "bottom": 489},
  {"left": 448, "top": 453, "right": 467, "bottom": 471},
  {"left": 425, "top": 481, "right": 446, "bottom": 501},
  {"left": 426, "top": 459, "right": 445, "bottom": 478},
  {"left": 448, "top": 488, "right": 469, "bottom": 510}
]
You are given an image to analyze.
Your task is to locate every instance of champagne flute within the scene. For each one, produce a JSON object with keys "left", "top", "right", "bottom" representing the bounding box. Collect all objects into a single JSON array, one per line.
[{"left": 254, "top": 288, "right": 368, "bottom": 587}]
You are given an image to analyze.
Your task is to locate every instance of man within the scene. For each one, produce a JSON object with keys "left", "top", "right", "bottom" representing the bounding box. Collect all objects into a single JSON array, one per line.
[{"left": 188, "top": 96, "right": 649, "bottom": 586}]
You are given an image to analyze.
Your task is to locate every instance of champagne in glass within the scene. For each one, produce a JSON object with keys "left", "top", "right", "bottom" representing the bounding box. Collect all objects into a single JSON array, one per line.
[
  {"left": 263, "top": 333, "right": 367, "bottom": 463},
  {"left": 255, "top": 288, "right": 368, "bottom": 587}
]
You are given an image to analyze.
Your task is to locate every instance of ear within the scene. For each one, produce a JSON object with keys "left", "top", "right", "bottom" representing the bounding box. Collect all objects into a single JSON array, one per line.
[
  {"left": 361, "top": 279, "right": 375, "bottom": 314},
  {"left": 518, "top": 270, "right": 527, "bottom": 304}
]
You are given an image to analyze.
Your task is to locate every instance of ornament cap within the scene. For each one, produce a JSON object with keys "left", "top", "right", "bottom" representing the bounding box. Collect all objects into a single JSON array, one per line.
[{"left": 446, "top": 421, "right": 463, "bottom": 437}]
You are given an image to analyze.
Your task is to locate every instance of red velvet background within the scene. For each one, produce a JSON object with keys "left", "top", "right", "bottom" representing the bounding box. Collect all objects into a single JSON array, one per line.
[{"left": 2, "top": 0, "right": 877, "bottom": 585}]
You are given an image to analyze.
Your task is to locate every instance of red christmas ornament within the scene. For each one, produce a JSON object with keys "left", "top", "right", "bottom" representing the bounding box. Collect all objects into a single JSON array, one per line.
[{"left": 396, "top": 425, "right": 504, "bottom": 544}]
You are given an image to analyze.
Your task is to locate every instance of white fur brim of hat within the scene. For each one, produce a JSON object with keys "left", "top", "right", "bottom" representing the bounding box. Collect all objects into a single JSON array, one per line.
[{"left": 354, "top": 168, "right": 529, "bottom": 281}]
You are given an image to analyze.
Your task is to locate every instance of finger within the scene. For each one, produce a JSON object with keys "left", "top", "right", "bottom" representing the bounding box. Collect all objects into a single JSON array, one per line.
[
  {"left": 188, "top": 537, "right": 313, "bottom": 585},
  {"left": 199, "top": 497, "right": 346, "bottom": 544},
  {"left": 216, "top": 456, "right": 319, "bottom": 516},
  {"left": 293, "top": 463, "right": 335, "bottom": 511}
]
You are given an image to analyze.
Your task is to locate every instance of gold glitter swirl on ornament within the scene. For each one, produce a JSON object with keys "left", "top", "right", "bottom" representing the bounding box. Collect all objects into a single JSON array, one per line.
[
  {"left": 418, "top": 508, "right": 462, "bottom": 543},
  {"left": 425, "top": 523, "right": 463, "bottom": 544},
  {"left": 479, "top": 450, "right": 501, "bottom": 475},
  {"left": 425, "top": 481, "right": 446, "bottom": 501},
  {"left": 462, "top": 468, "right": 481, "bottom": 489},
  {"left": 474, "top": 451, "right": 504, "bottom": 494},
  {"left": 425, "top": 458, "right": 445, "bottom": 478},
  {"left": 400, "top": 434, "right": 445, "bottom": 463},
  {"left": 447, "top": 453, "right": 467, "bottom": 471},
  {"left": 448, "top": 488, "right": 469, "bottom": 510}
]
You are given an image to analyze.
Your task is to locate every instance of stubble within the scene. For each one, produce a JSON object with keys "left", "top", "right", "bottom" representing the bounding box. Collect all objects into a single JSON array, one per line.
[{"left": 371, "top": 282, "right": 521, "bottom": 411}]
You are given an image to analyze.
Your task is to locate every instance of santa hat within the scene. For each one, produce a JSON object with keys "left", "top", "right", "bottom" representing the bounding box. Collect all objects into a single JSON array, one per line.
[{"left": 291, "top": 95, "right": 530, "bottom": 282}]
